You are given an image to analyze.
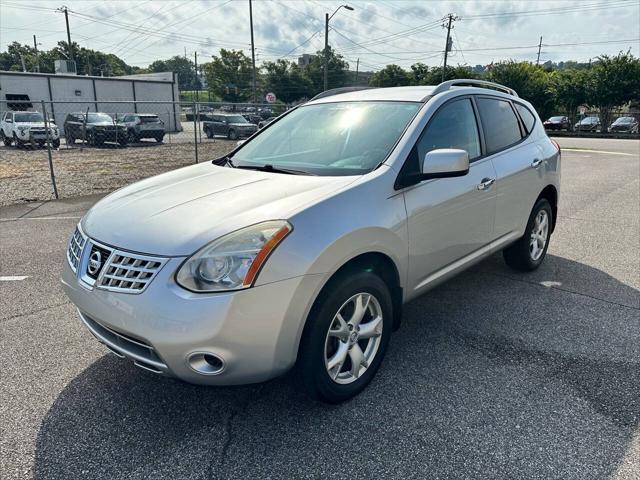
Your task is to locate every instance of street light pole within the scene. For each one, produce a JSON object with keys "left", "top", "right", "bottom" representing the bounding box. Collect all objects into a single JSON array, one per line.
[
  {"left": 323, "top": 4, "right": 353, "bottom": 92},
  {"left": 249, "top": 0, "right": 257, "bottom": 104}
]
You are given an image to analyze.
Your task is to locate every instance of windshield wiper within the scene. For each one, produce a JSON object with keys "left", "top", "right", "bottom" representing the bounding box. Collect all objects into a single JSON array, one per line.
[{"left": 235, "top": 164, "right": 314, "bottom": 175}]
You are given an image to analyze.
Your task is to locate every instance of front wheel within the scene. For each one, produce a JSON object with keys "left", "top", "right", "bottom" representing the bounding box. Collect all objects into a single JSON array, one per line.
[
  {"left": 1, "top": 131, "right": 11, "bottom": 146},
  {"left": 227, "top": 129, "right": 238, "bottom": 140},
  {"left": 503, "top": 198, "right": 552, "bottom": 271},
  {"left": 297, "top": 271, "right": 393, "bottom": 403}
]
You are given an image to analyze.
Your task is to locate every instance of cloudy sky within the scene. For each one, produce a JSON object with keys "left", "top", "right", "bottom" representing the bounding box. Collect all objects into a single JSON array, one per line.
[{"left": 1, "top": 0, "right": 639, "bottom": 71}]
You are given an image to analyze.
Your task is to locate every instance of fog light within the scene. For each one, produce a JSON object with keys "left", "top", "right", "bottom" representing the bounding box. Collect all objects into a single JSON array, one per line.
[{"left": 187, "top": 352, "right": 225, "bottom": 375}]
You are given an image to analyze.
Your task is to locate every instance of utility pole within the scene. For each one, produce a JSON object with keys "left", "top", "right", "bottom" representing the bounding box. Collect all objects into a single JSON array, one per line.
[
  {"left": 58, "top": 6, "right": 74, "bottom": 64},
  {"left": 194, "top": 51, "right": 199, "bottom": 103},
  {"left": 442, "top": 13, "right": 458, "bottom": 82},
  {"left": 323, "top": 5, "right": 353, "bottom": 91},
  {"left": 536, "top": 36, "right": 543, "bottom": 65},
  {"left": 324, "top": 12, "right": 329, "bottom": 91},
  {"left": 354, "top": 58, "right": 359, "bottom": 85},
  {"left": 33, "top": 35, "right": 40, "bottom": 73},
  {"left": 249, "top": 0, "right": 257, "bottom": 104},
  {"left": 184, "top": 47, "right": 187, "bottom": 59}
]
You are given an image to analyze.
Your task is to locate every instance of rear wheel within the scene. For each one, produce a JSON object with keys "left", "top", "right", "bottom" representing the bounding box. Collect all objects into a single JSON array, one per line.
[
  {"left": 66, "top": 134, "right": 75, "bottom": 145},
  {"left": 155, "top": 134, "right": 164, "bottom": 143},
  {"left": 205, "top": 127, "right": 213, "bottom": 139},
  {"left": 503, "top": 198, "right": 552, "bottom": 271},
  {"left": 227, "top": 129, "right": 238, "bottom": 140},
  {"left": 297, "top": 271, "right": 392, "bottom": 403},
  {"left": 52, "top": 138, "right": 60, "bottom": 149},
  {"left": 127, "top": 130, "right": 138, "bottom": 144}
]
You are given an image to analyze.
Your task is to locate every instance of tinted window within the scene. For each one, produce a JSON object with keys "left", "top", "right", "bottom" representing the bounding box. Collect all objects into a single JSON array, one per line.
[
  {"left": 515, "top": 103, "right": 536, "bottom": 133},
  {"left": 417, "top": 98, "right": 481, "bottom": 161},
  {"left": 476, "top": 98, "right": 522, "bottom": 154}
]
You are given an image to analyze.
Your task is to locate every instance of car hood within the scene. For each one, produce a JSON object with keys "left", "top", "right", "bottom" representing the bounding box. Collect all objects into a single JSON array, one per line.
[{"left": 82, "top": 163, "right": 358, "bottom": 256}]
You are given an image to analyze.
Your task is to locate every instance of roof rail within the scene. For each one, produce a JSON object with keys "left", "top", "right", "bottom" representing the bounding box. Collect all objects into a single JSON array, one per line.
[
  {"left": 310, "top": 86, "right": 376, "bottom": 101},
  {"left": 429, "top": 79, "right": 518, "bottom": 98}
]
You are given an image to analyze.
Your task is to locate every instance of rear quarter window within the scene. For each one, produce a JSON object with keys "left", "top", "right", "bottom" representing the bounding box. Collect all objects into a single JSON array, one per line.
[
  {"left": 515, "top": 103, "right": 536, "bottom": 133},
  {"left": 476, "top": 97, "right": 523, "bottom": 154}
]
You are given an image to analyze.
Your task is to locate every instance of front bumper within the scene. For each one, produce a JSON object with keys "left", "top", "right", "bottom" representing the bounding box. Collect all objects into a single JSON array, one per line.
[{"left": 61, "top": 254, "right": 324, "bottom": 385}]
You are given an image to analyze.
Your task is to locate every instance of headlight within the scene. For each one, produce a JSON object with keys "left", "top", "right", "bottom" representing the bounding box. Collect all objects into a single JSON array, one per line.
[{"left": 176, "top": 220, "right": 292, "bottom": 292}]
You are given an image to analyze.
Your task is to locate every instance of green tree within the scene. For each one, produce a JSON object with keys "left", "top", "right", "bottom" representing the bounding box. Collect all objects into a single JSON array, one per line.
[
  {"left": 409, "top": 63, "right": 429, "bottom": 85},
  {"left": 369, "top": 64, "right": 410, "bottom": 88},
  {"left": 149, "top": 56, "right": 199, "bottom": 90},
  {"left": 424, "top": 65, "right": 478, "bottom": 84},
  {"left": 203, "top": 49, "right": 253, "bottom": 102},
  {"left": 486, "top": 61, "right": 554, "bottom": 119},
  {"left": 549, "top": 69, "right": 589, "bottom": 127},
  {"left": 303, "top": 47, "right": 349, "bottom": 93},
  {"left": 585, "top": 52, "right": 640, "bottom": 132},
  {"left": 262, "top": 59, "right": 313, "bottom": 103}
]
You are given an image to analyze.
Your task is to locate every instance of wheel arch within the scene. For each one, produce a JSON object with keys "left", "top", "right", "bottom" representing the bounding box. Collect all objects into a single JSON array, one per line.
[
  {"left": 537, "top": 184, "right": 558, "bottom": 232},
  {"left": 306, "top": 251, "right": 403, "bottom": 337}
]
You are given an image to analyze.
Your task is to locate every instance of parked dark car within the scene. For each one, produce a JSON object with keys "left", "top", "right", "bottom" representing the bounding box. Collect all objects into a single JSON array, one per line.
[
  {"left": 242, "top": 113, "right": 262, "bottom": 125},
  {"left": 202, "top": 114, "right": 258, "bottom": 140},
  {"left": 118, "top": 113, "right": 165, "bottom": 142},
  {"left": 609, "top": 116, "right": 639, "bottom": 133},
  {"left": 64, "top": 112, "right": 127, "bottom": 146},
  {"left": 574, "top": 116, "right": 600, "bottom": 132},
  {"left": 543, "top": 116, "right": 570, "bottom": 131},
  {"left": 258, "top": 117, "right": 276, "bottom": 129}
]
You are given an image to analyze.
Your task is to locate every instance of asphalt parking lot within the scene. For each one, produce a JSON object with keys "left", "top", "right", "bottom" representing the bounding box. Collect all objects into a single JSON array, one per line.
[{"left": 1, "top": 137, "right": 638, "bottom": 479}]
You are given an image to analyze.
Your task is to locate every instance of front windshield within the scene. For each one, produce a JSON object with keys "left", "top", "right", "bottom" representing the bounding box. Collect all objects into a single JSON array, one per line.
[
  {"left": 86, "top": 113, "right": 113, "bottom": 123},
  {"left": 226, "top": 115, "right": 248, "bottom": 124},
  {"left": 232, "top": 101, "right": 420, "bottom": 176},
  {"left": 614, "top": 117, "right": 634, "bottom": 124},
  {"left": 15, "top": 112, "right": 44, "bottom": 122}
]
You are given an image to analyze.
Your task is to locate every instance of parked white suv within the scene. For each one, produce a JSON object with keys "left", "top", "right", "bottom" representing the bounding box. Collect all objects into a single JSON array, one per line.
[
  {"left": 1, "top": 111, "right": 60, "bottom": 148},
  {"left": 62, "top": 80, "right": 560, "bottom": 403}
]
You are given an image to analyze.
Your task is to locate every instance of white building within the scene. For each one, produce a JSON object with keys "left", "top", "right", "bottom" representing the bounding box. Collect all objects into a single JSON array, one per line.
[{"left": 0, "top": 71, "right": 181, "bottom": 132}]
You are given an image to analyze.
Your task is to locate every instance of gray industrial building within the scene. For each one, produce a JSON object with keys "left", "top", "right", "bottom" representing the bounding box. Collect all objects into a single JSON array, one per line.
[{"left": 0, "top": 71, "right": 181, "bottom": 132}]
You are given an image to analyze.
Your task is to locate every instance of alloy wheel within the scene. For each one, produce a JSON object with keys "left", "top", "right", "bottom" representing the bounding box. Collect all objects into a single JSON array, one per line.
[
  {"left": 324, "top": 292, "right": 383, "bottom": 385},
  {"left": 529, "top": 210, "right": 549, "bottom": 261}
]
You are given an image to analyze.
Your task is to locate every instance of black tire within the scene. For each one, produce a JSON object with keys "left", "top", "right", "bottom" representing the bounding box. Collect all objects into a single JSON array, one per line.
[
  {"left": 227, "top": 129, "right": 238, "bottom": 140},
  {"left": 205, "top": 127, "right": 213, "bottom": 139},
  {"left": 503, "top": 198, "right": 553, "bottom": 271},
  {"left": 127, "top": 130, "right": 138, "bottom": 144},
  {"left": 155, "top": 134, "right": 164, "bottom": 143},
  {"left": 1, "top": 131, "right": 11, "bottom": 146},
  {"left": 13, "top": 134, "right": 24, "bottom": 149},
  {"left": 66, "top": 135, "right": 75, "bottom": 145},
  {"left": 52, "top": 138, "right": 60, "bottom": 149},
  {"left": 37, "top": 141, "right": 45, "bottom": 148},
  {"left": 297, "top": 271, "right": 393, "bottom": 403}
]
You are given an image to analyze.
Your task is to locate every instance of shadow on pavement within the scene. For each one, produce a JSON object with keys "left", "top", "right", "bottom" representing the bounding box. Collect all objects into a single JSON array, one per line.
[{"left": 34, "top": 254, "right": 639, "bottom": 479}]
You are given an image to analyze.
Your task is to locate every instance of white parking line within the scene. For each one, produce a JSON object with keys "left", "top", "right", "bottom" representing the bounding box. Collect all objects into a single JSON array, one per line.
[
  {"left": 0, "top": 215, "right": 82, "bottom": 222},
  {"left": 562, "top": 148, "right": 635, "bottom": 156},
  {"left": 0, "top": 276, "right": 29, "bottom": 281}
]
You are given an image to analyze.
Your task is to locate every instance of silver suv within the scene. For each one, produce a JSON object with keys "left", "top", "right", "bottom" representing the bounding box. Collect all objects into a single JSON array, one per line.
[{"left": 62, "top": 80, "right": 560, "bottom": 403}]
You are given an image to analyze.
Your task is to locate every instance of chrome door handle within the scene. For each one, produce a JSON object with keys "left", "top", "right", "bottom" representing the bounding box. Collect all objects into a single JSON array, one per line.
[
  {"left": 531, "top": 158, "right": 543, "bottom": 168},
  {"left": 477, "top": 178, "right": 496, "bottom": 191}
]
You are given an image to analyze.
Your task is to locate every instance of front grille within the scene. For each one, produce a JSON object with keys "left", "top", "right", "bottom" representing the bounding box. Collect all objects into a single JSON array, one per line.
[
  {"left": 67, "top": 227, "right": 86, "bottom": 273},
  {"left": 80, "top": 312, "right": 167, "bottom": 371},
  {"left": 96, "top": 251, "right": 166, "bottom": 293}
]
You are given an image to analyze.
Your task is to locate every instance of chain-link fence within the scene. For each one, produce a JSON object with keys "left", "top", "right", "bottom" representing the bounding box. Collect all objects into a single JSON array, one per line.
[{"left": 0, "top": 99, "right": 288, "bottom": 206}]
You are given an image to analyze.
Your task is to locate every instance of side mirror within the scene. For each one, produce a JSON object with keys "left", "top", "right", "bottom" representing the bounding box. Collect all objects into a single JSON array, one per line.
[{"left": 422, "top": 149, "right": 469, "bottom": 179}]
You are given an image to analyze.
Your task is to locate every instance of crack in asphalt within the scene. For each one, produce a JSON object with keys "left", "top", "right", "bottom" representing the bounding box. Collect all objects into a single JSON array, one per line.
[
  {"left": 473, "top": 269, "right": 639, "bottom": 311},
  {"left": 208, "top": 383, "right": 266, "bottom": 480},
  {"left": 451, "top": 330, "right": 640, "bottom": 428},
  {"left": 0, "top": 301, "right": 70, "bottom": 325}
]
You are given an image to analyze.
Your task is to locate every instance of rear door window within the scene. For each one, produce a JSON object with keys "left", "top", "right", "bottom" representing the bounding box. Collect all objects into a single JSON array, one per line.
[{"left": 476, "top": 98, "right": 523, "bottom": 154}]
